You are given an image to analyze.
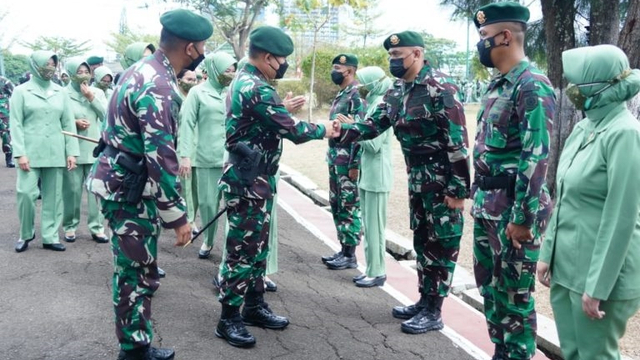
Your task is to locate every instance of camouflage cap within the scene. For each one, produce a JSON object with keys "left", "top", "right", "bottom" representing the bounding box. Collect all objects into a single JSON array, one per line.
[
  {"left": 332, "top": 54, "right": 358, "bottom": 67},
  {"left": 383, "top": 31, "right": 425, "bottom": 50},
  {"left": 249, "top": 26, "right": 294, "bottom": 57},
  {"left": 160, "top": 9, "right": 213, "bottom": 42},
  {"left": 86, "top": 56, "right": 104, "bottom": 65},
  {"left": 473, "top": 2, "right": 530, "bottom": 29}
]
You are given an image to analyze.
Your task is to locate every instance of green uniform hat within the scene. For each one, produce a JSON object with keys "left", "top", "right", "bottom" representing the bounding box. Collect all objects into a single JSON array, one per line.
[
  {"left": 249, "top": 26, "right": 294, "bottom": 57},
  {"left": 160, "top": 9, "right": 213, "bottom": 41},
  {"left": 86, "top": 56, "right": 103, "bottom": 65},
  {"left": 332, "top": 54, "right": 358, "bottom": 68},
  {"left": 383, "top": 31, "right": 425, "bottom": 50},
  {"left": 473, "top": 2, "right": 530, "bottom": 29}
]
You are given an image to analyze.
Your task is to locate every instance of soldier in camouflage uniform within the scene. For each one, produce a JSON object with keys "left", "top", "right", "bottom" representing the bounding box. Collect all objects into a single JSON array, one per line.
[
  {"left": 322, "top": 53, "right": 366, "bottom": 270},
  {"left": 86, "top": 9, "right": 212, "bottom": 360},
  {"left": 0, "top": 76, "right": 15, "bottom": 167},
  {"left": 335, "top": 31, "right": 470, "bottom": 335},
  {"left": 215, "top": 26, "right": 337, "bottom": 348},
  {"left": 471, "top": 3, "right": 555, "bottom": 359}
]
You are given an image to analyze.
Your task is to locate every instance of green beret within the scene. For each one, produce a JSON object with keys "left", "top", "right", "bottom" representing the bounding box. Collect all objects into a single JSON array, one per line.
[
  {"left": 249, "top": 26, "right": 294, "bottom": 57},
  {"left": 160, "top": 9, "right": 213, "bottom": 42},
  {"left": 473, "top": 2, "right": 530, "bottom": 29},
  {"left": 86, "top": 56, "right": 103, "bottom": 65},
  {"left": 383, "top": 31, "right": 425, "bottom": 50},
  {"left": 332, "top": 54, "right": 358, "bottom": 67}
]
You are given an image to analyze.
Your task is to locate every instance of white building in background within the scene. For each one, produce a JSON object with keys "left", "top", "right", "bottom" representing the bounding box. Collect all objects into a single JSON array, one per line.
[{"left": 279, "top": 0, "right": 351, "bottom": 50}]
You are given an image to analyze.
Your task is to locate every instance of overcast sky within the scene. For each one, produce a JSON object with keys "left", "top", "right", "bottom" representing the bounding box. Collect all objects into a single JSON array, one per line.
[{"left": 1, "top": 0, "right": 542, "bottom": 57}]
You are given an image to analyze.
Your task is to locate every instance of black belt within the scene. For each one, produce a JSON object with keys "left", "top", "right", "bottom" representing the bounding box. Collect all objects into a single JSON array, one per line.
[
  {"left": 406, "top": 152, "right": 445, "bottom": 167},
  {"left": 227, "top": 152, "right": 278, "bottom": 176},
  {"left": 475, "top": 174, "right": 516, "bottom": 197},
  {"left": 103, "top": 145, "right": 144, "bottom": 174}
]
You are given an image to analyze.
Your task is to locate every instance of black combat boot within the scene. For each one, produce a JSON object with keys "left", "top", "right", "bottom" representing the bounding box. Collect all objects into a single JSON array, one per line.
[
  {"left": 215, "top": 304, "right": 256, "bottom": 348},
  {"left": 116, "top": 345, "right": 175, "bottom": 360},
  {"left": 325, "top": 245, "right": 357, "bottom": 270},
  {"left": 392, "top": 294, "right": 428, "bottom": 319},
  {"left": 242, "top": 292, "right": 289, "bottom": 329},
  {"left": 491, "top": 344, "right": 507, "bottom": 360},
  {"left": 5, "top": 153, "right": 14, "bottom": 168},
  {"left": 400, "top": 295, "right": 444, "bottom": 334},
  {"left": 321, "top": 243, "right": 344, "bottom": 263}
]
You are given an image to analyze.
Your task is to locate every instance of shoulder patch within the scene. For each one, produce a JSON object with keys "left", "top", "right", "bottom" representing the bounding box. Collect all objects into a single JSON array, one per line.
[
  {"left": 521, "top": 82, "right": 539, "bottom": 111},
  {"left": 442, "top": 91, "right": 455, "bottom": 108}
]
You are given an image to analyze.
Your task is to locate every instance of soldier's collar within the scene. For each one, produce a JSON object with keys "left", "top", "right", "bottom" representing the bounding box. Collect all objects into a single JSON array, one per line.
[{"left": 502, "top": 59, "right": 530, "bottom": 85}]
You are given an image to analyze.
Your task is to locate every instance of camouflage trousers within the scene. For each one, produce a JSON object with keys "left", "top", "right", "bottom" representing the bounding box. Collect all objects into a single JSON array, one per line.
[
  {"left": 473, "top": 218, "right": 540, "bottom": 360},
  {"left": 328, "top": 164, "right": 362, "bottom": 246},
  {"left": 101, "top": 198, "right": 161, "bottom": 352},
  {"left": 218, "top": 192, "right": 273, "bottom": 307},
  {"left": 0, "top": 109, "right": 10, "bottom": 153},
  {"left": 410, "top": 190, "right": 463, "bottom": 297}
]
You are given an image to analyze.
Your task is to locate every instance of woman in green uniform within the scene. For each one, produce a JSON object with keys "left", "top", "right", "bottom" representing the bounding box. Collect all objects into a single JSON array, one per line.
[
  {"left": 93, "top": 65, "right": 114, "bottom": 99},
  {"left": 62, "top": 57, "right": 108, "bottom": 243},
  {"left": 178, "top": 51, "right": 236, "bottom": 259},
  {"left": 538, "top": 44, "right": 640, "bottom": 360},
  {"left": 10, "top": 50, "right": 79, "bottom": 252},
  {"left": 350, "top": 66, "right": 393, "bottom": 288}
]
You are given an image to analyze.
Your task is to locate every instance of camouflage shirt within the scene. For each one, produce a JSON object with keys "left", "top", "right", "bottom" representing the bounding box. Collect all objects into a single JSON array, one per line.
[
  {"left": 87, "top": 50, "right": 186, "bottom": 229},
  {"left": 0, "top": 76, "right": 15, "bottom": 125},
  {"left": 471, "top": 60, "right": 555, "bottom": 226},
  {"left": 219, "top": 63, "right": 326, "bottom": 199},
  {"left": 327, "top": 81, "right": 365, "bottom": 168},
  {"left": 338, "top": 62, "right": 470, "bottom": 198}
]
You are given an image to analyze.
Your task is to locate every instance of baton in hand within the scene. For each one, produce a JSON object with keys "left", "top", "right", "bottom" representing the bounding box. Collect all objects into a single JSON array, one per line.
[
  {"left": 183, "top": 207, "right": 228, "bottom": 248},
  {"left": 62, "top": 130, "right": 99, "bottom": 144}
]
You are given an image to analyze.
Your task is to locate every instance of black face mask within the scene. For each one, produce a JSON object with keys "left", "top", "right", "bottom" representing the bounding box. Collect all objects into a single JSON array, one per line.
[
  {"left": 269, "top": 58, "right": 289, "bottom": 79},
  {"left": 476, "top": 32, "right": 504, "bottom": 68},
  {"left": 331, "top": 70, "right": 345, "bottom": 85},
  {"left": 389, "top": 56, "right": 410, "bottom": 78},
  {"left": 185, "top": 47, "right": 205, "bottom": 72}
]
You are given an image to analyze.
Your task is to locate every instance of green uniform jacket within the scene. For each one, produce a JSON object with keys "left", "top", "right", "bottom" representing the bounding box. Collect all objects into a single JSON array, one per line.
[
  {"left": 177, "top": 81, "right": 227, "bottom": 168},
  {"left": 66, "top": 86, "right": 106, "bottom": 164},
  {"left": 10, "top": 80, "right": 79, "bottom": 167},
  {"left": 540, "top": 102, "right": 640, "bottom": 301},
  {"left": 358, "top": 76, "right": 393, "bottom": 193}
]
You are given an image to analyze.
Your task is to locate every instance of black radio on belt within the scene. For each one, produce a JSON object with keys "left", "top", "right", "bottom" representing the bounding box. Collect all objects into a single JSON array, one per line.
[{"left": 475, "top": 173, "right": 517, "bottom": 198}]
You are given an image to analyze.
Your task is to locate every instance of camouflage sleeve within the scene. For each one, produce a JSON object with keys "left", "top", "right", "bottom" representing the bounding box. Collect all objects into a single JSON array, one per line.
[
  {"left": 510, "top": 79, "right": 555, "bottom": 226},
  {"left": 134, "top": 86, "right": 187, "bottom": 228},
  {"left": 252, "top": 85, "right": 325, "bottom": 143},
  {"left": 8, "top": 88, "right": 25, "bottom": 157},
  {"left": 444, "top": 95, "right": 470, "bottom": 199},
  {"left": 177, "top": 90, "right": 198, "bottom": 159},
  {"left": 61, "top": 95, "right": 80, "bottom": 157},
  {"left": 348, "top": 92, "right": 366, "bottom": 169},
  {"left": 89, "top": 88, "right": 107, "bottom": 121},
  {"left": 339, "top": 101, "right": 392, "bottom": 144}
]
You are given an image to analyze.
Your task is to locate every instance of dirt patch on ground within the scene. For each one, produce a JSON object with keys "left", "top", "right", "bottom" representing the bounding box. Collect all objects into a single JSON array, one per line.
[{"left": 281, "top": 104, "right": 639, "bottom": 358}]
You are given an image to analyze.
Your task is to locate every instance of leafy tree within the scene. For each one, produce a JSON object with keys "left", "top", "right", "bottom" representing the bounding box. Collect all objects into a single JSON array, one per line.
[
  {"left": 21, "top": 36, "right": 91, "bottom": 62},
  {"left": 177, "top": 0, "right": 275, "bottom": 59},
  {"left": 341, "top": 0, "right": 385, "bottom": 48},
  {"left": 290, "top": 0, "right": 367, "bottom": 119},
  {"left": 105, "top": 29, "right": 160, "bottom": 57},
  {"left": 1, "top": 50, "right": 29, "bottom": 84}
]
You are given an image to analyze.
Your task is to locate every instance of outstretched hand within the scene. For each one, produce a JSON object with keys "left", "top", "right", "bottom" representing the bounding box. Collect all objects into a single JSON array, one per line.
[
  {"left": 322, "top": 120, "right": 341, "bottom": 138},
  {"left": 283, "top": 92, "right": 306, "bottom": 114},
  {"left": 336, "top": 114, "right": 355, "bottom": 124}
]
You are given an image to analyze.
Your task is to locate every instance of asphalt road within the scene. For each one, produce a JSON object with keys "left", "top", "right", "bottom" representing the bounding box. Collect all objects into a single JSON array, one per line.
[{"left": 0, "top": 166, "right": 475, "bottom": 360}]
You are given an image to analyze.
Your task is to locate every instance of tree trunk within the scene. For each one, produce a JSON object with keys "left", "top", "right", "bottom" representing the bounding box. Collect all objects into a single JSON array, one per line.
[
  {"left": 540, "top": 0, "right": 576, "bottom": 89},
  {"left": 546, "top": 89, "right": 582, "bottom": 198},
  {"left": 308, "top": 29, "right": 318, "bottom": 122},
  {"left": 589, "top": 0, "right": 620, "bottom": 45},
  {"left": 619, "top": 0, "right": 640, "bottom": 69},
  {"left": 541, "top": 0, "right": 577, "bottom": 198}
]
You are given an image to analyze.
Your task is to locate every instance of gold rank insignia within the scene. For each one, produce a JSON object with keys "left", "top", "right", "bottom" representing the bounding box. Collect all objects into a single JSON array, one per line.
[
  {"left": 339, "top": 55, "right": 347, "bottom": 64},
  {"left": 477, "top": 11, "right": 486, "bottom": 25},
  {"left": 390, "top": 35, "right": 400, "bottom": 45}
]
